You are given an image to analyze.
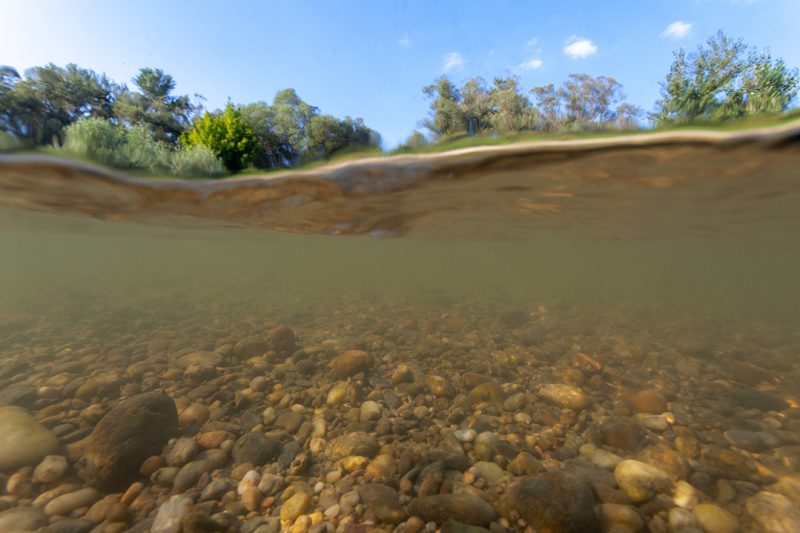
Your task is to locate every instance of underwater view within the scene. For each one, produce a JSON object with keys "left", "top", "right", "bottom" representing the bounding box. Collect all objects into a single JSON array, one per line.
[{"left": 2, "top": 2, "right": 800, "bottom": 533}]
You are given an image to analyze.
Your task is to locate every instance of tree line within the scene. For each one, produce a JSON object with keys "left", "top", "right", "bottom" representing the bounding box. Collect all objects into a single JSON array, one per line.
[
  {"left": 0, "top": 65, "right": 380, "bottom": 175},
  {"left": 408, "top": 31, "right": 798, "bottom": 146},
  {"left": 0, "top": 31, "right": 797, "bottom": 177}
]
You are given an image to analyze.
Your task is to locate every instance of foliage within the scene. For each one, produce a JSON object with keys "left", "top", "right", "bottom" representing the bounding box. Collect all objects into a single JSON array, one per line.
[
  {"left": 62, "top": 117, "right": 225, "bottom": 177},
  {"left": 0, "top": 63, "right": 117, "bottom": 145},
  {"left": 181, "top": 104, "right": 260, "bottom": 172},
  {"left": 653, "top": 30, "right": 799, "bottom": 125},
  {"left": 422, "top": 73, "right": 641, "bottom": 138},
  {"left": 114, "top": 68, "right": 199, "bottom": 144}
]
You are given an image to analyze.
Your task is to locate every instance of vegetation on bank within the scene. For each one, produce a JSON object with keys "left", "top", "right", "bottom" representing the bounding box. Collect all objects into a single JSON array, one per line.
[{"left": 0, "top": 31, "right": 797, "bottom": 178}]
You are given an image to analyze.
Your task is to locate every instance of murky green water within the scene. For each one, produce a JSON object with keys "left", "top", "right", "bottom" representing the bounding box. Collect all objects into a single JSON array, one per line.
[{"left": 1, "top": 129, "right": 800, "bottom": 531}]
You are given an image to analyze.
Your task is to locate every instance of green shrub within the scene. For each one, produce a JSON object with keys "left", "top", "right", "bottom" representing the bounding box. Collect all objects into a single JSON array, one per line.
[
  {"left": 181, "top": 104, "right": 260, "bottom": 172},
  {"left": 170, "top": 145, "right": 226, "bottom": 177},
  {"left": 62, "top": 117, "right": 125, "bottom": 167},
  {"left": 62, "top": 118, "right": 227, "bottom": 178}
]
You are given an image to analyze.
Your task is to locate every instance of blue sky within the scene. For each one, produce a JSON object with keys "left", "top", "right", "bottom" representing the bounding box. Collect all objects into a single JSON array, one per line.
[{"left": 2, "top": 0, "right": 798, "bottom": 147}]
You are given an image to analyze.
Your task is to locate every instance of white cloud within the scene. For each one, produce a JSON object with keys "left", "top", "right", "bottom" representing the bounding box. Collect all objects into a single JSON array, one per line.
[
  {"left": 661, "top": 21, "right": 692, "bottom": 39},
  {"left": 398, "top": 35, "right": 410, "bottom": 47},
  {"left": 563, "top": 37, "right": 597, "bottom": 59},
  {"left": 519, "top": 58, "right": 544, "bottom": 71},
  {"left": 442, "top": 52, "right": 465, "bottom": 72},
  {"left": 527, "top": 37, "right": 540, "bottom": 48}
]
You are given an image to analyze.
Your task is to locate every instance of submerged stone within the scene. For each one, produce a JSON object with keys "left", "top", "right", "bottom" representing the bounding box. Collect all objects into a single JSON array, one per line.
[{"left": 0, "top": 406, "right": 60, "bottom": 471}]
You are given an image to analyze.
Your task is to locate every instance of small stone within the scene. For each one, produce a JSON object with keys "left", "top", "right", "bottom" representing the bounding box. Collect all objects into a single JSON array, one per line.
[
  {"left": 78, "top": 392, "right": 178, "bottom": 491},
  {"left": 233, "top": 337, "right": 267, "bottom": 359},
  {"left": 365, "top": 454, "right": 397, "bottom": 480},
  {"left": 232, "top": 432, "right": 281, "bottom": 466},
  {"left": 674, "top": 480, "right": 698, "bottom": 509},
  {"left": 745, "top": 491, "right": 800, "bottom": 533},
  {"left": 426, "top": 375, "right": 456, "bottom": 398},
  {"left": 44, "top": 487, "right": 101, "bottom": 516},
  {"left": 669, "top": 508, "right": 697, "bottom": 531},
  {"left": 330, "top": 432, "right": 378, "bottom": 459},
  {"left": 692, "top": 503, "right": 739, "bottom": 533},
  {"left": 592, "top": 449, "right": 623, "bottom": 470},
  {"left": 407, "top": 494, "right": 497, "bottom": 527},
  {"left": 468, "top": 383, "right": 504, "bottom": 406},
  {"left": 0, "top": 406, "right": 60, "bottom": 471},
  {"left": 166, "top": 437, "right": 200, "bottom": 467},
  {"left": 151, "top": 495, "right": 193, "bottom": 533},
  {"left": 281, "top": 492, "right": 311, "bottom": 523},
  {"left": 601, "top": 417, "right": 643, "bottom": 452},
  {"left": 614, "top": 460, "right": 672, "bottom": 502},
  {"left": 496, "top": 473, "right": 598, "bottom": 533},
  {"left": 34, "top": 455, "right": 69, "bottom": 484},
  {"left": 270, "top": 325, "right": 297, "bottom": 354},
  {"left": 538, "top": 384, "right": 588, "bottom": 411},
  {"left": 473, "top": 432, "right": 497, "bottom": 461},
  {"left": 625, "top": 389, "right": 667, "bottom": 414},
  {"left": 360, "top": 401, "right": 381, "bottom": 422},
  {"left": 330, "top": 350, "right": 374, "bottom": 378},
  {"left": 358, "top": 484, "right": 407, "bottom": 524},
  {"left": 507, "top": 452, "right": 544, "bottom": 476},
  {"left": 454, "top": 429, "right": 477, "bottom": 443},
  {"left": 724, "top": 430, "right": 765, "bottom": 452},
  {"left": 179, "top": 404, "right": 210, "bottom": 428},
  {"left": 0, "top": 506, "right": 48, "bottom": 531},
  {"left": 598, "top": 503, "right": 644, "bottom": 533}
]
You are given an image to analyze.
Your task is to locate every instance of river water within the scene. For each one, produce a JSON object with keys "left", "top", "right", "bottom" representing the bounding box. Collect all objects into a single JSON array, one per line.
[{"left": 0, "top": 127, "right": 799, "bottom": 531}]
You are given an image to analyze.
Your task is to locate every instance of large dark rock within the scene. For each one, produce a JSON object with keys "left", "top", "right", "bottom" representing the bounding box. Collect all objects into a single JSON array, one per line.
[
  {"left": 407, "top": 494, "right": 497, "bottom": 527},
  {"left": 78, "top": 392, "right": 178, "bottom": 491},
  {"left": 495, "top": 472, "right": 600, "bottom": 533},
  {"left": 232, "top": 432, "right": 281, "bottom": 466}
]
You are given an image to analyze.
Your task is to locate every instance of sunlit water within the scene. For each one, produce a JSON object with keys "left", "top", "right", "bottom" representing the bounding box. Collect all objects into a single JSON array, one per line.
[{"left": 1, "top": 126, "right": 800, "bottom": 530}]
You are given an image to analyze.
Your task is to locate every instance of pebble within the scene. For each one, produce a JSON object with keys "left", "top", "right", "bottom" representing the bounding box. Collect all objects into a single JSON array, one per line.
[
  {"left": 691, "top": 503, "right": 739, "bottom": 533},
  {"left": 33, "top": 455, "right": 69, "bottom": 484},
  {"left": 625, "top": 389, "right": 667, "bottom": 414},
  {"left": 151, "top": 495, "right": 193, "bottom": 533},
  {"left": 598, "top": 503, "right": 644, "bottom": 533},
  {"left": 0, "top": 506, "right": 49, "bottom": 531},
  {"left": 614, "top": 460, "right": 672, "bottom": 502},
  {"left": 745, "top": 491, "right": 800, "bottom": 532},
  {"left": 0, "top": 406, "right": 60, "bottom": 471},
  {"left": 538, "top": 384, "right": 589, "bottom": 411},
  {"left": 44, "top": 487, "right": 101, "bottom": 516},
  {"left": 281, "top": 492, "right": 311, "bottom": 522},
  {"left": 407, "top": 494, "right": 497, "bottom": 527},
  {"left": 360, "top": 401, "right": 381, "bottom": 421},
  {"left": 454, "top": 428, "right": 477, "bottom": 443},
  {"left": 330, "top": 350, "right": 373, "bottom": 378},
  {"left": 673, "top": 480, "right": 698, "bottom": 509}
]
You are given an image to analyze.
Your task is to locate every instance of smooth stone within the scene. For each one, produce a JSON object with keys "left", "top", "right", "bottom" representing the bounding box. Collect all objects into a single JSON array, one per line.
[
  {"left": 358, "top": 484, "right": 407, "bottom": 524},
  {"left": 78, "top": 392, "right": 178, "bottom": 491},
  {"left": 179, "top": 404, "right": 210, "bottom": 428},
  {"left": 281, "top": 492, "right": 311, "bottom": 522},
  {"left": 745, "top": 491, "right": 800, "bottom": 532},
  {"left": 674, "top": 480, "right": 698, "bottom": 509},
  {"left": 426, "top": 375, "right": 456, "bottom": 398},
  {"left": 601, "top": 417, "right": 643, "bottom": 452},
  {"left": 172, "top": 460, "right": 208, "bottom": 493},
  {"left": 669, "top": 508, "right": 697, "bottom": 531},
  {"left": 166, "top": 437, "right": 200, "bottom": 467},
  {"left": 269, "top": 325, "right": 296, "bottom": 354},
  {"left": 441, "top": 521, "right": 491, "bottom": 533},
  {"left": 34, "top": 455, "right": 69, "bottom": 484},
  {"left": 614, "top": 460, "right": 672, "bottom": 502},
  {"left": 691, "top": 503, "right": 739, "bottom": 533},
  {"left": 330, "top": 350, "right": 374, "bottom": 378},
  {"left": 592, "top": 449, "right": 623, "bottom": 471},
  {"left": 329, "top": 432, "right": 378, "bottom": 459},
  {"left": 503, "top": 392, "right": 527, "bottom": 411},
  {"left": 365, "top": 454, "right": 397, "bottom": 480},
  {"left": 724, "top": 430, "right": 765, "bottom": 452},
  {"left": 45, "top": 487, "right": 101, "bottom": 516},
  {"left": 468, "top": 383, "right": 504, "bottom": 406},
  {"left": 454, "top": 429, "right": 477, "bottom": 443},
  {"left": 625, "top": 389, "right": 667, "bottom": 414},
  {"left": 473, "top": 432, "right": 497, "bottom": 461},
  {"left": 538, "top": 384, "right": 589, "bottom": 411},
  {"left": 176, "top": 351, "right": 223, "bottom": 369},
  {"left": 151, "top": 495, "right": 193, "bottom": 533},
  {"left": 232, "top": 433, "right": 281, "bottom": 466},
  {"left": 0, "top": 406, "right": 60, "bottom": 471},
  {"left": 772, "top": 476, "right": 800, "bottom": 504},
  {"left": 472, "top": 461, "right": 509, "bottom": 484},
  {"left": 407, "top": 494, "right": 497, "bottom": 527},
  {"left": 359, "top": 401, "right": 381, "bottom": 422},
  {"left": 598, "top": 503, "right": 644, "bottom": 533},
  {"left": 495, "top": 472, "right": 598, "bottom": 533},
  {"left": 0, "top": 506, "right": 49, "bottom": 531}
]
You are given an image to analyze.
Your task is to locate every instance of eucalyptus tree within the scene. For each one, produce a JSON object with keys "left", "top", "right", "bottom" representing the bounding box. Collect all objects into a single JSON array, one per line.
[{"left": 422, "top": 76, "right": 465, "bottom": 138}]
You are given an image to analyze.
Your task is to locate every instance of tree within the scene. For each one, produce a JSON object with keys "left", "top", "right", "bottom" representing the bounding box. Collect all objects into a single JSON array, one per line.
[
  {"left": 114, "top": 68, "right": 197, "bottom": 144},
  {"left": 559, "top": 74, "right": 625, "bottom": 127},
  {"left": 459, "top": 77, "right": 492, "bottom": 134},
  {"left": 5, "top": 63, "right": 117, "bottom": 145},
  {"left": 489, "top": 76, "right": 535, "bottom": 133},
  {"left": 182, "top": 104, "right": 259, "bottom": 172},
  {"left": 530, "top": 83, "right": 562, "bottom": 131},
  {"left": 271, "top": 88, "right": 319, "bottom": 163},
  {"left": 653, "top": 30, "right": 798, "bottom": 125},
  {"left": 422, "top": 76, "right": 465, "bottom": 138}
]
